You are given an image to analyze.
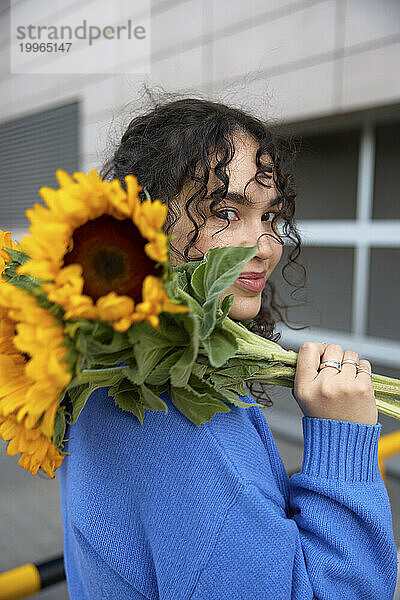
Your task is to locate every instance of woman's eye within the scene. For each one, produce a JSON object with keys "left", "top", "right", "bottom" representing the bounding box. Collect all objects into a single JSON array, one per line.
[
  {"left": 264, "top": 212, "right": 284, "bottom": 226},
  {"left": 214, "top": 209, "right": 237, "bottom": 221},
  {"left": 262, "top": 212, "right": 274, "bottom": 222},
  {"left": 213, "top": 210, "right": 280, "bottom": 224}
]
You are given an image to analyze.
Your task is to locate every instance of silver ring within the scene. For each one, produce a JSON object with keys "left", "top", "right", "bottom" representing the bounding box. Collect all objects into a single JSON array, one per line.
[
  {"left": 356, "top": 367, "right": 372, "bottom": 379},
  {"left": 319, "top": 360, "right": 342, "bottom": 372},
  {"left": 341, "top": 359, "right": 359, "bottom": 368}
]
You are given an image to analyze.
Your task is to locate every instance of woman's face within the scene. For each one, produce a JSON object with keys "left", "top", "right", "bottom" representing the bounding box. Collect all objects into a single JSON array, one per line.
[{"left": 169, "top": 134, "right": 284, "bottom": 321}]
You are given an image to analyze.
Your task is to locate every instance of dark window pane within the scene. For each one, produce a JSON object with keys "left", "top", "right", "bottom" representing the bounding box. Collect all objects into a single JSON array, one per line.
[
  {"left": 373, "top": 121, "right": 400, "bottom": 220},
  {"left": 293, "top": 130, "right": 359, "bottom": 220},
  {"left": 269, "top": 245, "right": 354, "bottom": 333},
  {"left": 367, "top": 248, "right": 400, "bottom": 341},
  {"left": 0, "top": 101, "right": 80, "bottom": 230}
]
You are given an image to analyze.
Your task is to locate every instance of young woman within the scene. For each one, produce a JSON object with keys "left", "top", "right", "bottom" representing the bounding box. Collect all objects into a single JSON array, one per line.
[{"left": 58, "top": 94, "right": 397, "bottom": 599}]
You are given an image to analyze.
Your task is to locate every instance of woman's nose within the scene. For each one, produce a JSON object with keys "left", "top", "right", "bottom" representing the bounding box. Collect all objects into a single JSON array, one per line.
[{"left": 256, "top": 232, "right": 281, "bottom": 257}]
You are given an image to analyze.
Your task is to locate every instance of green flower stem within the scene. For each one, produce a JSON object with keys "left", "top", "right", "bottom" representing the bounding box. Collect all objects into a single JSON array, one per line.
[
  {"left": 222, "top": 317, "right": 400, "bottom": 420},
  {"left": 222, "top": 317, "right": 298, "bottom": 365},
  {"left": 244, "top": 357, "right": 400, "bottom": 421},
  {"left": 75, "top": 366, "right": 127, "bottom": 385}
]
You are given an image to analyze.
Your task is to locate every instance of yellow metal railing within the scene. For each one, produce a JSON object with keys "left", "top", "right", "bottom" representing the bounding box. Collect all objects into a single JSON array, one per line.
[
  {"left": 0, "top": 564, "right": 41, "bottom": 600},
  {"left": 0, "top": 556, "right": 64, "bottom": 600}
]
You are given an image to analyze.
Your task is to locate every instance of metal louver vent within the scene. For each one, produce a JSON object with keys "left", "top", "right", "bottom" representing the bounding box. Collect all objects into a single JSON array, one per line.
[{"left": 0, "top": 101, "right": 80, "bottom": 231}]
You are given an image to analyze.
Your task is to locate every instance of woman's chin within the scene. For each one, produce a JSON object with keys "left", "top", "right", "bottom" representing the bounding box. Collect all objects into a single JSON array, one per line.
[{"left": 227, "top": 295, "right": 262, "bottom": 321}]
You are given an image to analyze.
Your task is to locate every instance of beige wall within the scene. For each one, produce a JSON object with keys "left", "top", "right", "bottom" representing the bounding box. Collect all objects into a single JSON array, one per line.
[{"left": 1, "top": 0, "right": 399, "bottom": 173}]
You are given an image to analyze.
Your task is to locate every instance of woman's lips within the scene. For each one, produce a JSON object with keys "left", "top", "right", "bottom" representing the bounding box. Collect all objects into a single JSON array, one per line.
[{"left": 235, "top": 276, "right": 266, "bottom": 292}]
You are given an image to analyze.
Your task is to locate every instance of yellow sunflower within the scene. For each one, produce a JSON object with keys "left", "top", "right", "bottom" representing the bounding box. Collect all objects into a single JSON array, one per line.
[
  {"left": 0, "top": 238, "right": 72, "bottom": 477},
  {"left": 0, "top": 283, "right": 72, "bottom": 422},
  {"left": 0, "top": 405, "right": 64, "bottom": 478},
  {"left": 0, "top": 230, "right": 18, "bottom": 274},
  {"left": 17, "top": 169, "right": 188, "bottom": 331}
]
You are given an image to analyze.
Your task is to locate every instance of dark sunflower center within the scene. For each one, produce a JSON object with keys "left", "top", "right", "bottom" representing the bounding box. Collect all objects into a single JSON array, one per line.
[
  {"left": 63, "top": 215, "right": 162, "bottom": 303},
  {"left": 91, "top": 248, "right": 127, "bottom": 284}
]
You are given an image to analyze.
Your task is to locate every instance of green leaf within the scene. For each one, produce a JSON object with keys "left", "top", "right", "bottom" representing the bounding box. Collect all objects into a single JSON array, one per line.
[
  {"left": 64, "top": 321, "right": 94, "bottom": 359},
  {"left": 59, "top": 343, "right": 78, "bottom": 375},
  {"left": 158, "top": 311, "right": 191, "bottom": 345},
  {"left": 92, "top": 320, "right": 115, "bottom": 342},
  {"left": 126, "top": 321, "right": 174, "bottom": 384},
  {"left": 131, "top": 344, "right": 172, "bottom": 385},
  {"left": 198, "top": 245, "right": 258, "bottom": 338},
  {"left": 215, "top": 293, "right": 235, "bottom": 326},
  {"left": 127, "top": 319, "right": 172, "bottom": 348},
  {"left": 204, "top": 245, "right": 259, "bottom": 296},
  {"left": 67, "top": 383, "right": 107, "bottom": 424},
  {"left": 208, "top": 362, "right": 261, "bottom": 386},
  {"left": 123, "top": 363, "right": 141, "bottom": 385},
  {"left": 174, "top": 287, "right": 204, "bottom": 318},
  {"left": 86, "top": 348, "right": 133, "bottom": 368},
  {"left": 109, "top": 378, "right": 146, "bottom": 424},
  {"left": 169, "top": 385, "right": 231, "bottom": 427},
  {"left": 140, "top": 383, "right": 169, "bottom": 413},
  {"left": 187, "top": 372, "right": 237, "bottom": 403},
  {"left": 3, "top": 248, "right": 29, "bottom": 264},
  {"left": 215, "top": 386, "right": 260, "bottom": 408},
  {"left": 64, "top": 321, "right": 83, "bottom": 340},
  {"left": 190, "top": 261, "right": 207, "bottom": 304},
  {"left": 191, "top": 361, "right": 208, "bottom": 380},
  {"left": 83, "top": 329, "right": 132, "bottom": 368},
  {"left": 171, "top": 261, "right": 199, "bottom": 292},
  {"left": 87, "top": 328, "right": 131, "bottom": 355},
  {"left": 146, "top": 384, "right": 168, "bottom": 398},
  {"left": 166, "top": 263, "right": 206, "bottom": 318},
  {"left": 170, "top": 314, "right": 200, "bottom": 387},
  {"left": 201, "top": 327, "right": 238, "bottom": 368},
  {"left": 186, "top": 372, "right": 217, "bottom": 396},
  {"left": 188, "top": 372, "right": 260, "bottom": 409},
  {"left": 66, "top": 321, "right": 132, "bottom": 370},
  {"left": 226, "top": 380, "right": 249, "bottom": 394},
  {"left": 145, "top": 350, "right": 184, "bottom": 385},
  {"left": 52, "top": 407, "right": 67, "bottom": 449},
  {"left": 163, "top": 270, "right": 189, "bottom": 301},
  {"left": 2, "top": 268, "right": 44, "bottom": 293}
]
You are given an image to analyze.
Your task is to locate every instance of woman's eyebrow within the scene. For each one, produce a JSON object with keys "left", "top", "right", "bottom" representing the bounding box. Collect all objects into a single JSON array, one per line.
[{"left": 215, "top": 191, "right": 283, "bottom": 208}]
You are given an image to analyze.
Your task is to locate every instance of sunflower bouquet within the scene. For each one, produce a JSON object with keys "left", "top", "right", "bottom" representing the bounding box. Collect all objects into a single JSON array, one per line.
[{"left": 1, "top": 169, "right": 400, "bottom": 479}]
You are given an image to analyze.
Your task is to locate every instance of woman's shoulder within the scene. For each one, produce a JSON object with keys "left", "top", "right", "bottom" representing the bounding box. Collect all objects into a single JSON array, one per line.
[
  {"left": 59, "top": 387, "right": 261, "bottom": 595},
  {"left": 59, "top": 386, "right": 290, "bottom": 598},
  {"left": 61, "top": 385, "right": 285, "bottom": 495}
]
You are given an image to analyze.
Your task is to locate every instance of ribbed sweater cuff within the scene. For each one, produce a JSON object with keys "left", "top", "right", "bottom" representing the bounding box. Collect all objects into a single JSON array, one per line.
[{"left": 301, "top": 417, "right": 382, "bottom": 482}]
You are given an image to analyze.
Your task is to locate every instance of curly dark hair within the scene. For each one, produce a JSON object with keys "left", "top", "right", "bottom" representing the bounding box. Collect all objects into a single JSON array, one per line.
[{"left": 100, "top": 85, "right": 309, "bottom": 408}]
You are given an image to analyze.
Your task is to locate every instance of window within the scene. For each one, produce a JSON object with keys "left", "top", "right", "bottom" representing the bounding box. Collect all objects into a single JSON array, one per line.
[
  {"left": 368, "top": 248, "right": 400, "bottom": 341},
  {"left": 274, "top": 112, "right": 400, "bottom": 354},
  {"left": 292, "top": 130, "right": 359, "bottom": 221},
  {"left": 267, "top": 108, "right": 400, "bottom": 442},
  {"left": 373, "top": 121, "right": 400, "bottom": 220},
  {"left": 269, "top": 245, "right": 354, "bottom": 333}
]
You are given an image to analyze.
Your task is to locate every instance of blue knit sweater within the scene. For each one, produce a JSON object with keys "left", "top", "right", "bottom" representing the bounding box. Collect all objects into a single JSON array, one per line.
[{"left": 58, "top": 387, "right": 397, "bottom": 599}]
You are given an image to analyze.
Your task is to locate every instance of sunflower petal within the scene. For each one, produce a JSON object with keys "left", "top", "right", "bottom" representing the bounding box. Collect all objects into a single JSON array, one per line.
[{"left": 56, "top": 169, "right": 76, "bottom": 188}]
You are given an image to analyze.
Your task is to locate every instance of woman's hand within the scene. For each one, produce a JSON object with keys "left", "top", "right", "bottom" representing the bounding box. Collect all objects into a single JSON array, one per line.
[{"left": 292, "top": 342, "right": 378, "bottom": 426}]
